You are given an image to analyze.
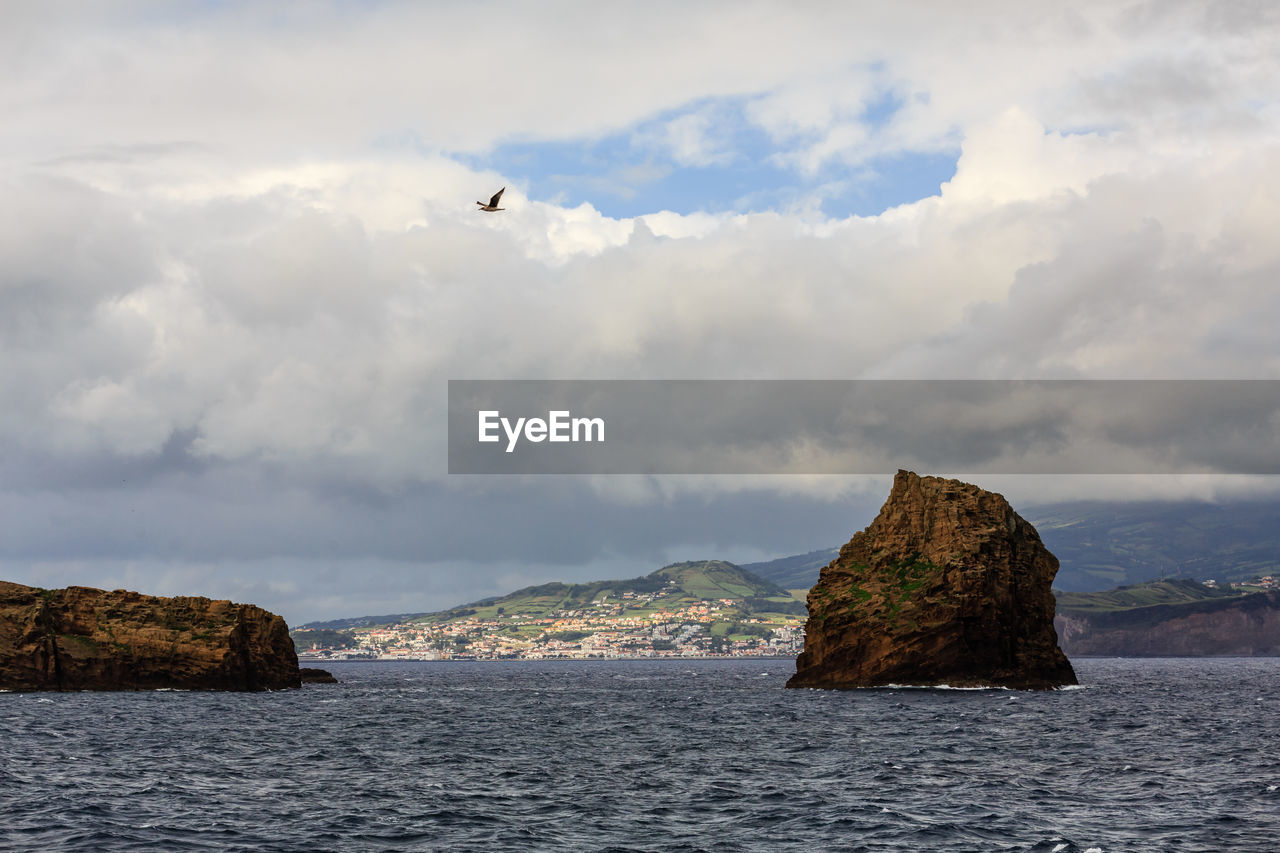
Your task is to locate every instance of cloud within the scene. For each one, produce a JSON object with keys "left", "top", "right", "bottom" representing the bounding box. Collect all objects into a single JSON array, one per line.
[
  {"left": 3, "top": 2, "right": 1280, "bottom": 619},
  {"left": 644, "top": 108, "right": 737, "bottom": 169}
]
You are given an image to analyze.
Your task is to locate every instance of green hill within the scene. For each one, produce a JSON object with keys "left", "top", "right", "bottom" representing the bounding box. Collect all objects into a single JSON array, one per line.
[
  {"left": 423, "top": 559, "right": 804, "bottom": 624},
  {"left": 295, "top": 560, "right": 804, "bottom": 633},
  {"left": 1054, "top": 578, "right": 1246, "bottom": 615}
]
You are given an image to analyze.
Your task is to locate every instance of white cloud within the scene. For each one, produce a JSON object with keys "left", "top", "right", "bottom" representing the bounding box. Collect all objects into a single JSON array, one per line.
[
  {"left": 2, "top": 3, "right": 1269, "bottom": 174},
  {"left": 646, "top": 109, "right": 736, "bottom": 168},
  {"left": 3, "top": 2, "right": 1280, "bottom": 616},
  {"left": 9, "top": 126, "right": 1278, "bottom": 472}
]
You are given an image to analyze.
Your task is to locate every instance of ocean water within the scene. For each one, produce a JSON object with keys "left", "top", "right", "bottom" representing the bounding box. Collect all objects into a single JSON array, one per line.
[{"left": 2, "top": 658, "right": 1279, "bottom": 852}]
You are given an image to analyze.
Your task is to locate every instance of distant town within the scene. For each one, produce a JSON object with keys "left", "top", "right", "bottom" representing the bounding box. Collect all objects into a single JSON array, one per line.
[{"left": 295, "top": 575, "right": 807, "bottom": 662}]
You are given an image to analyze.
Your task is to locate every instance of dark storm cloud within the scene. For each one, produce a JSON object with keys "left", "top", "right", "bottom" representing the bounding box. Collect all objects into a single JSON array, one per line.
[{"left": 0, "top": 458, "right": 871, "bottom": 567}]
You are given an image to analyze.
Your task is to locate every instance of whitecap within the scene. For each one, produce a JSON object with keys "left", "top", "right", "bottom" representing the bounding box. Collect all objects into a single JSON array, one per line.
[{"left": 1051, "top": 844, "right": 1068, "bottom": 853}]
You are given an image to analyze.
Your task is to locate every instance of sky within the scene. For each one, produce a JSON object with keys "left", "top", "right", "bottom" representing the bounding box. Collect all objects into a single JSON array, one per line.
[{"left": 3, "top": 1, "right": 1280, "bottom": 623}]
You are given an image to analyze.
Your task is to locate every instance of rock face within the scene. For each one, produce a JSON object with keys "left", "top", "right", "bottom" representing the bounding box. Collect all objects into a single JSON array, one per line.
[
  {"left": 300, "top": 667, "right": 339, "bottom": 684},
  {"left": 1056, "top": 591, "right": 1280, "bottom": 656},
  {"left": 0, "top": 582, "right": 302, "bottom": 691},
  {"left": 788, "top": 471, "right": 1077, "bottom": 690}
]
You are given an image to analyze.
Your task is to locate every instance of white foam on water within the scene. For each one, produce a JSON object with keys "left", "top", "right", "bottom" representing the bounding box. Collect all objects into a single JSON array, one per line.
[
  {"left": 1085, "top": 848, "right": 1104, "bottom": 853},
  {"left": 1051, "top": 844, "right": 1068, "bottom": 853},
  {"left": 1267, "top": 784, "right": 1278, "bottom": 792}
]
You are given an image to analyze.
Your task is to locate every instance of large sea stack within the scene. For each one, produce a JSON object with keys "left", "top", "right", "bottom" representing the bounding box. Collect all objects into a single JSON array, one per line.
[
  {"left": 788, "top": 471, "right": 1076, "bottom": 690},
  {"left": 0, "top": 582, "right": 302, "bottom": 691}
]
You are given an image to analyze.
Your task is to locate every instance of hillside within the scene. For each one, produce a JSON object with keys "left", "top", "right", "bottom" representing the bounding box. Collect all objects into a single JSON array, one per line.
[
  {"left": 1054, "top": 579, "right": 1280, "bottom": 656},
  {"left": 1054, "top": 578, "right": 1246, "bottom": 615},
  {"left": 415, "top": 560, "right": 803, "bottom": 624},
  {"left": 741, "top": 548, "right": 838, "bottom": 590},
  {"left": 1030, "top": 500, "right": 1280, "bottom": 591},
  {"left": 293, "top": 560, "right": 806, "bottom": 651}
]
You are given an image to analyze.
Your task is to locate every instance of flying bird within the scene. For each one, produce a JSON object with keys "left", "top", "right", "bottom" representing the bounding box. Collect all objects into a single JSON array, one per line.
[{"left": 477, "top": 187, "right": 505, "bottom": 211}]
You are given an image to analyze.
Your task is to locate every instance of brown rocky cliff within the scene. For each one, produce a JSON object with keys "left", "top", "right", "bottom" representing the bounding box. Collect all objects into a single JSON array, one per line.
[
  {"left": 787, "top": 470, "right": 1077, "bottom": 690},
  {"left": 1056, "top": 590, "right": 1280, "bottom": 656},
  {"left": 0, "top": 582, "right": 302, "bottom": 691}
]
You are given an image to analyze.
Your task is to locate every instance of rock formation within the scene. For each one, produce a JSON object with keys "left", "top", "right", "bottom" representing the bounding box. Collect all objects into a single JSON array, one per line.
[
  {"left": 0, "top": 582, "right": 302, "bottom": 691},
  {"left": 1056, "top": 590, "right": 1280, "bottom": 656},
  {"left": 300, "top": 667, "right": 339, "bottom": 684},
  {"left": 788, "top": 471, "right": 1076, "bottom": 690}
]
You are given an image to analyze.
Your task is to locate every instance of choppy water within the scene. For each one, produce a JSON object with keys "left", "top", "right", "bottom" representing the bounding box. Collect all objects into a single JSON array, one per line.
[{"left": 2, "top": 658, "right": 1279, "bottom": 852}]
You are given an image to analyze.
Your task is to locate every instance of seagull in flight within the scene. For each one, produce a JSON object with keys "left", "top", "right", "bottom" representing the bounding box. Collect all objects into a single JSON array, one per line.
[{"left": 477, "top": 187, "right": 505, "bottom": 212}]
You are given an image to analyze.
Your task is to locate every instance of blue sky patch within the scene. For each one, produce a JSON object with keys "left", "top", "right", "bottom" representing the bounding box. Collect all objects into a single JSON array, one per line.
[{"left": 452, "top": 94, "right": 958, "bottom": 220}]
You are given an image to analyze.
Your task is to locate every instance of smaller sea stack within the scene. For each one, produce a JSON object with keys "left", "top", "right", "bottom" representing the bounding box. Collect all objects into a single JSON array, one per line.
[
  {"left": 0, "top": 582, "right": 303, "bottom": 691},
  {"left": 788, "top": 471, "right": 1076, "bottom": 690},
  {"left": 300, "top": 667, "right": 339, "bottom": 684}
]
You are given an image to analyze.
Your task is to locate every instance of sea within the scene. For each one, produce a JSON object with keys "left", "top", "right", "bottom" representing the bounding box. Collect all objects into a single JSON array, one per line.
[{"left": 2, "top": 658, "right": 1278, "bottom": 852}]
